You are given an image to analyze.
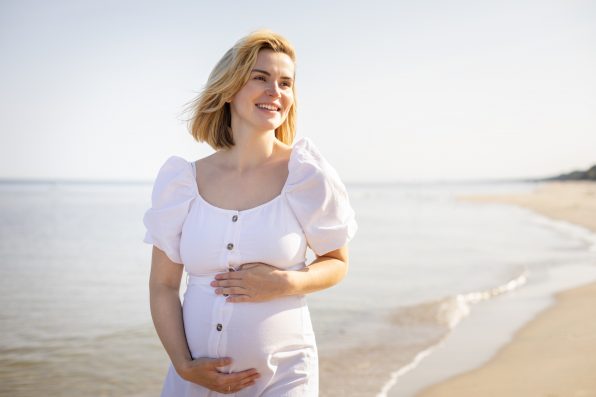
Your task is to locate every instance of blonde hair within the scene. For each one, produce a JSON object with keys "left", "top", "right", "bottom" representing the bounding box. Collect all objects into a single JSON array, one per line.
[{"left": 183, "top": 29, "right": 297, "bottom": 150}]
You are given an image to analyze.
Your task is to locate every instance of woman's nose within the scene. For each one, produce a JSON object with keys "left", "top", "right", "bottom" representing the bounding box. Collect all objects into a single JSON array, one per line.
[{"left": 266, "top": 82, "right": 281, "bottom": 97}]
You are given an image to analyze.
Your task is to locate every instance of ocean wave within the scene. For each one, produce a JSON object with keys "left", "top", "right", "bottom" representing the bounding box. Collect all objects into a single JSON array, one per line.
[
  {"left": 527, "top": 211, "right": 596, "bottom": 252},
  {"left": 376, "top": 269, "right": 528, "bottom": 397}
]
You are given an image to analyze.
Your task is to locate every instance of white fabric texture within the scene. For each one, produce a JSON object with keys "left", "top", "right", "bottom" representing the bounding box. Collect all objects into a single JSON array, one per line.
[{"left": 142, "top": 137, "right": 358, "bottom": 396}]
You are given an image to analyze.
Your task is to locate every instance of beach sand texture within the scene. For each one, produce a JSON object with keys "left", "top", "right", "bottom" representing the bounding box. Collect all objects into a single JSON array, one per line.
[
  {"left": 462, "top": 180, "right": 596, "bottom": 232},
  {"left": 417, "top": 181, "right": 596, "bottom": 397}
]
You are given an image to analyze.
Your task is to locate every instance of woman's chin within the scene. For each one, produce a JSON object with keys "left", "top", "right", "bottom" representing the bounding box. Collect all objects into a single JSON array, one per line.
[{"left": 253, "top": 120, "right": 282, "bottom": 132}]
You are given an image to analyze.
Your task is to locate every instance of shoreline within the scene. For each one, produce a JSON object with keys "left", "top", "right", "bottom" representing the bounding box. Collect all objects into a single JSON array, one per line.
[{"left": 410, "top": 181, "right": 596, "bottom": 396}]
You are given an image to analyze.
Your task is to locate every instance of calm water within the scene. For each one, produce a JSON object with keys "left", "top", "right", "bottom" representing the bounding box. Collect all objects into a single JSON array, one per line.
[{"left": 1, "top": 180, "right": 595, "bottom": 396}]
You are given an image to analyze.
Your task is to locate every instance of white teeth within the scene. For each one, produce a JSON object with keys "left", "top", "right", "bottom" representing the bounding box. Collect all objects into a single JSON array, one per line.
[{"left": 256, "top": 104, "right": 278, "bottom": 111}]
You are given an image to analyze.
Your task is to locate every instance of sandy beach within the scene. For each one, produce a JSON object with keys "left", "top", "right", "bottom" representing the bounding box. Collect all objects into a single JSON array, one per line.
[{"left": 416, "top": 181, "right": 596, "bottom": 397}]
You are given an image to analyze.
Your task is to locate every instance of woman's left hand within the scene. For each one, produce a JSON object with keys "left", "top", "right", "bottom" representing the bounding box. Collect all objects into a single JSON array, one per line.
[{"left": 210, "top": 263, "right": 292, "bottom": 303}]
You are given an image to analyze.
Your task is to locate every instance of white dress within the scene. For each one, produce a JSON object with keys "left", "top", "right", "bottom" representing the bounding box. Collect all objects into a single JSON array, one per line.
[{"left": 142, "top": 137, "right": 358, "bottom": 397}]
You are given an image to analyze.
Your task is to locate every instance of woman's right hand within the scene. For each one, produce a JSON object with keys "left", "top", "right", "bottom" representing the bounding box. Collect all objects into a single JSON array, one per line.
[{"left": 176, "top": 357, "right": 260, "bottom": 394}]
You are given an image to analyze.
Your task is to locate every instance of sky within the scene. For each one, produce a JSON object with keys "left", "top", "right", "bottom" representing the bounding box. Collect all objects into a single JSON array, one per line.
[{"left": 1, "top": 0, "right": 595, "bottom": 183}]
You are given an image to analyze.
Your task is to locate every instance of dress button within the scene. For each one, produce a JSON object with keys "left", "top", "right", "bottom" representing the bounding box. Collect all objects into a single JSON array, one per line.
[
  {"left": 216, "top": 323, "right": 223, "bottom": 331},
  {"left": 232, "top": 215, "right": 238, "bottom": 222},
  {"left": 227, "top": 243, "right": 234, "bottom": 250}
]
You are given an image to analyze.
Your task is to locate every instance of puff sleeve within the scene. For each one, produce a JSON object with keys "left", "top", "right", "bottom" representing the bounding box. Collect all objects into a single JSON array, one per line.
[
  {"left": 285, "top": 138, "right": 358, "bottom": 256},
  {"left": 142, "top": 156, "right": 197, "bottom": 264}
]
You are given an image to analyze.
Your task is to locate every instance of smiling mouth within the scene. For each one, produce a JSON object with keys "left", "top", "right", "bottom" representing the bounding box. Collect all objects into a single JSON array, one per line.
[{"left": 255, "top": 104, "right": 281, "bottom": 112}]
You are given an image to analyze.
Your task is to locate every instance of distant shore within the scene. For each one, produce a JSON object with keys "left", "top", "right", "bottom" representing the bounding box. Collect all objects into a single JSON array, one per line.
[
  {"left": 416, "top": 181, "right": 596, "bottom": 397},
  {"left": 461, "top": 180, "right": 596, "bottom": 231}
]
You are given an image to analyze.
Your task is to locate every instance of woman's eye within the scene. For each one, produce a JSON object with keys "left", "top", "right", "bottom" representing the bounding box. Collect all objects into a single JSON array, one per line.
[{"left": 253, "top": 75, "right": 291, "bottom": 88}]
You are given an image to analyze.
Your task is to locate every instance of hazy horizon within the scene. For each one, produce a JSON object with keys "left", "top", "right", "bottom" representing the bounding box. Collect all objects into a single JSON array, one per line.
[{"left": 0, "top": 174, "right": 567, "bottom": 185}]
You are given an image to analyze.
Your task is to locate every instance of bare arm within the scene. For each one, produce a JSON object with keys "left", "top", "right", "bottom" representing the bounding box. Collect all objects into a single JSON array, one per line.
[
  {"left": 148, "top": 246, "right": 191, "bottom": 371},
  {"left": 212, "top": 245, "right": 350, "bottom": 302},
  {"left": 286, "top": 245, "right": 349, "bottom": 295},
  {"left": 149, "top": 246, "right": 260, "bottom": 393}
]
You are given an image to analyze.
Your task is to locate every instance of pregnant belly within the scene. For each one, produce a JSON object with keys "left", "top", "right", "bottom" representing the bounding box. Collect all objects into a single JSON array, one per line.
[{"left": 182, "top": 279, "right": 316, "bottom": 374}]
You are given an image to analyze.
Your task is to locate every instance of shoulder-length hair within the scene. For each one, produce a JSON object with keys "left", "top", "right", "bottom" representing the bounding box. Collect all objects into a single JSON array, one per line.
[{"left": 183, "top": 29, "right": 297, "bottom": 150}]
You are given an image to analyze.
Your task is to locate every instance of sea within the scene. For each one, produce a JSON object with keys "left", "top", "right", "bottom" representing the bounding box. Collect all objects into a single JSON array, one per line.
[{"left": 1, "top": 180, "right": 595, "bottom": 397}]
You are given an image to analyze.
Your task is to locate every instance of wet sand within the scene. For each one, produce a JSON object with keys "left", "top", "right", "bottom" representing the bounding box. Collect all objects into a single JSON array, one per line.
[{"left": 417, "top": 181, "right": 596, "bottom": 397}]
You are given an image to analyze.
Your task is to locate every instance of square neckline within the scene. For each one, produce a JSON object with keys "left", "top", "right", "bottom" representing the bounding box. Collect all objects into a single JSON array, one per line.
[{"left": 189, "top": 141, "right": 299, "bottom": 214}]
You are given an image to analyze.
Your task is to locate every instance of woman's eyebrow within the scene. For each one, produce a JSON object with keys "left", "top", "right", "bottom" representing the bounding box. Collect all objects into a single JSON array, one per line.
[{"left": 251, "top": 68, "right": 293, "bottom": 81}]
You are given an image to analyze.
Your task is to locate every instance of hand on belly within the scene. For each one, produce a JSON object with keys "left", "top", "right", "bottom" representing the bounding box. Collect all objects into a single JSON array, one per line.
[
  {"left": 177, "top": 356, "right": 260, "bottom": 393},
  {"left": 211, "top": 262, "right": 291, "bottom": 302}
]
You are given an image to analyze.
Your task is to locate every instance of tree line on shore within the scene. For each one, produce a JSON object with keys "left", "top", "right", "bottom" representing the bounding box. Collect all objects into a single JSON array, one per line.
[{"left": 545, "top": 164, "right": 596, "bottom": 181}]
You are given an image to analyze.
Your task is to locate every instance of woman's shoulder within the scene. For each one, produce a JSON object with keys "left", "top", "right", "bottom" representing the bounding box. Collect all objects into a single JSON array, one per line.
[
  {"left": 287, "top": 137, "right": 345, "bottom": 189},
  {"left": 284, "top": 137, "right": 358, "bottom": 256},
  {"left": 156, "top": 155, "right": 193, "bottom": 175},
  {"left": 150, "top": 155, "right": 197, "bottom": 203},
  {"left": 143, "top": 155, "right": 196, "bottom": 264},
  {"left": 290, "top": 136, "right": 319, "bottom": 164}
]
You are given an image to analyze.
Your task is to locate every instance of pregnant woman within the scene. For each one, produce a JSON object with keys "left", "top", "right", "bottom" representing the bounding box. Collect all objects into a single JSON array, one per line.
[{"left": 143, "top": 29, "right": 358, "bottom": 396}]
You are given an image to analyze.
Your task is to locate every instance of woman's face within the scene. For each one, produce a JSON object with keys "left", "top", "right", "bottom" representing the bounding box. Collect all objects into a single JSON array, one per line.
[{"left": 229, "top": 49, "right": 295, "bottom": 135}]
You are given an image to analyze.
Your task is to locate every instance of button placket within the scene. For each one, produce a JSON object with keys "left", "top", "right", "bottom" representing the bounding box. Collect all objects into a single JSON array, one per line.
[
  {"left": 210, "top": 211, "right": 240, "bottom": 358},
  {"left": 227, "top": 211, "right": 241, "bottom": 271},
  {"left": 224, "top": 213, "right": 237, "bottom": 296},
  {"left": 208, "top": 292, "right": 227, "bottom": 357},
  {"left": 207, "top": 211, "right": 240, "bottom": 358}
]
